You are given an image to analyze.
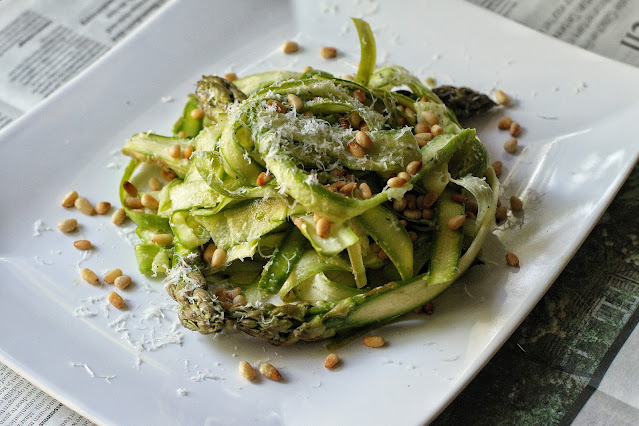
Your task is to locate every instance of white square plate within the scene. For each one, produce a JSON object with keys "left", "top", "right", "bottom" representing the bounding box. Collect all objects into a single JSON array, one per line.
[{"left": 1, "top": 1, "right": 638, "bottom": 424}]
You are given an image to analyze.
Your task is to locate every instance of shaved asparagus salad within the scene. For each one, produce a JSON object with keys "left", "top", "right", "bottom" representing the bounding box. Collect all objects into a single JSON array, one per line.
[{"left": 119, "top": 19, "right": 499, "bottom": 345}]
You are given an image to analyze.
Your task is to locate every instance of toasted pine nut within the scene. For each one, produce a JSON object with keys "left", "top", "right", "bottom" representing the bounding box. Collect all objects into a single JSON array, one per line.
[
  {"left": 108, "top": 291, "right": 125, "bottom": 309},
  {"left": 266, "top": 99, "right": 288, "bottom": 113},
  {"left": 320, "top": 46, "right": 337, "bottom": 59},
  {"left": 408, "top": 231, "right": 418, "bottom": 242},
  {"left": 151, "top": 233, "right": 173, "bottom": 246},
  {"left": 104, "top": 268, "right": 122, "bottom": 284},
  {"left": 377, "top": 250, "right": 389, "bottom": 260},
  {"left": 393, "top": 197, "right": 407, "bottom": 212},
  {"left": 348, "top": 141, "right": 366, "bottom": 158},
  {"left": 177, "top": 131, "right": 186, "bottom": 138},
  {"left": 224, "top": 72, "right": 238, "bottom": 81},
  {"left": 430, "top": 124, "right": 444, "bottom": 136},
  {"left": 287, "top": 93, "right": 303, "bottom": 110},
  {"left": 406, "top": 160, "right": 422, "bottom": 175},
  {"left": 466, "top": 200, "right": 479, "bottom": 215},
  {"left": 148, "top": 177, "right": 162, "bottom": 191},
  {"left": 355, "top": 131, "right": 373, "bottom": 149},
  {"left": 496, "top": 205, "right": 508, "bottom": 222},
  {"left": 232, "top": 294, "right": 247, "bottom": 306},
  {"left": 498, "top": 116, "right": 512, "bottom": 130},
  {"left": 504, "top": 138, "right": 518, "bottom": 154},
  {"left": 352, "top": 89, "right": 366, "bottom": 103},
  {"left": 404, "top": 107, "right": 416, "bottom": 120},
  {"left": 80, "top": 268, "right": 99, "bottom": 284},
  {"left": 451, "top": 194, "right": 467, "bottom": 203},
  {"left": 338, "top": 117, "right": 350, "bottom": 129},
  {"left": 506, "top": 252, "right": 520, "bottom": 267},
  {"left": 415, "top": 132, "right": 433, "bottom": 147},
  {"left": 509, "top": 122, "right": 521, "bottom": 137},
  {"left": 397, "top": 171, "right": 411, "bottom": 182},
  {"left": 301, "top": 65, "right": 312, "bottom": 73},
  {"left": 387, "top": 177, "right": 407, "bottom": 188},
  {"left": 363, "top": 336, "right": 385, "bottom": 348},
  {"left": 183, "top": 145, "right": 194, "bottom": 159},
  {"left": 259, "top": 363, "right": 281, "bottom": 381},
  {"left": 359, "top": 122, "right": 370, "bottom": 132},
  {"left": 325, "top": 353, "right": 340, "bottom": 369},
  {"left": 330, "top": 167, "right": 345, "bottom": 177},
  {"left": 340, "top": 182, "right": 357, "bottom": 194},
  {"left": 123, "top": 181, "right": 138, "bottom": 196},
  {"left": 414, "top": 122, "right": 430, "bottom": 134},
  {"left": 404, "top": 209, "right": 422, "bottom": 220},
  {"left": 405, "top": 193, "right": 417, "bottom": 210},
  {"left": 111, "top": 208, "right": 127, "bottom": 225},
  {"left": 422, "top": 191, "right": 438, "bottom": 208},
  {"left": 239, "top": 361, "right": 257, "bottom": 381},
  {"left": 256, "top": 172, "right": 272, "bottom": 186},
  {"left": 341, "top": 74, "right": 354, "bottom": 80},
  {"left": 203, "top": 243, "right": 217, "bottom": 264},
  {"left": 57, "top": 218, "right": 78, "bottom": 233},
  {"left": 61, "top": 190, "right": 79, "bottom": 208},
  {"left": 124, "top": 196, "right": 143, "bottom": 209},
  {"left": 190, "top": 108, "right": 204, "bottom": 120},
  {"left": 95, "top": 201, "right": 111, "bottom": 215},
  {"left": 281, "top": 40, "right": 298, "bottom": 54},
  {"left": 161, "top": 169, "right": 176, "bottom": 181},
  {"left": 316, "top": 217, "right": 331, "bottom": 238},
  {"left": 422, "top": 208, "right": 435, "bottom": 220},
  {"left": 448, "top": 215, "right": 466, "bottom": 230},
  {"left": 74, "top": 239, "right": 92, "bottom": 250},
  {"left": 349, "top": 111, "right": 361, "bottom": 129},
  {"left": 510, "top": 196, "right": 523, "bottom": 212},
  {"left": 141, "top": 193, "right": 159, "bottom": 210},
  {"left": 359, "top": 182, "right": 372, "bottom": 199},
  {"left": 74, "top": 197, "right": 95, "bottom": 216},
  {"left": 421, "top": 110, "right": 440, "bottom": 126},
  {"left": 495, "top": 90, "right": 510, "bottom": 106},
  {"left": 168, "top": 144, "right": 181, "bottom": 159},
  {"left": 114, "top": 275, "right": 131, "bottom": 290},
  {"left": 211, "top": 248, "right": 227, "bottom": 268},
  {"left": 492, "top": 161, "right": 503, "bottom": 178}
]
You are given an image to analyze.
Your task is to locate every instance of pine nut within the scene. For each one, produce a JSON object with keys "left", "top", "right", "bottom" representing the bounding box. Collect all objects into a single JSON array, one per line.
[
  {"left": 183, "top": 145, "right": 194, "bottom": 159},
  {"left": 239, "top": 361, "right": 257, "bottom": 381},
  {"left": 370, "top": 243, "right": 381, "bottom": 253},
  {"left": 57, "top": 218, "right": 78, "bottom": 233},
  {"left": 95, "top": 201, "right": 111, "bottom": 215},
  {"left": 510, "top": 196, "right": 523, "bottom": 212},
  {"left": 404, "top": 107, "right": 416, "bottom": 120},
  {"left": 151, "top": 233, "right": 173, "bottom": 246},
  {"left": 320, "top": 46, "right": 337, "bottom": 59},
  {"left": 301, "top": 65, "right": 312, "bottom": 73},
  {"left": 496, "top": 205, "right": 508, "bottom": 222},
  {"left": 177, "top": 131, "right": 186, "bottom": 138},
  {"left": 430, "top": 124, "right": 444, "bottom": 136},
  {"left": 422, "top": 209, "right": 435, "bottom": 220},
  {"left": 324, "top": 353, "right": 340, "bottom": 369},
  {"left": 211, "top": 247, "right": 227, "bottom": 268},
  {"left": 415, "top": 132, "right": 433, "bottom": 147},
  {"left": 123, "top": 180, "right": 138, "bottom": 196},
  {"left": 108, "top": 291, "right": 125, "bottom": 309},
  {"left": 111, "top": 208, "right": 126, "bottom": 225},
  {"left": 348, "top": 141, "right": 366, "bottom": 158},
  {"left": 421, "top": 110, "right": 440, "bottom": 126},
  {"left": 504, "top": 138, "right": 518, "bottom": 154},
  {"left": 281, "top": 40, "right": 298, "bottom": 54},
  {"left": 466, "top": 200, "right": 479, "bottom": 215},
  {"left": 124, "top": 196, "right": 143, "bottom": 209},
  {"left": 287, "top": 93, "right": 303, "bottom": 110},
  {"left": 377, "top": 250, "right": 389, "bottom": 260},
  {"left": 259, "top": 363, "right": 281, "bottom": 381},
  {"left": 404, "top": 209, "right": 422, "bottom": 220},
  {"left": 224, "top": 72, "right": 238, "bottom": 81},
  {"left": 341, "top": 74, "right": 354, "bottom": 80},
  {"left": 74, "top": 239, "right": 92, "bottom": 250},
  {"left": 266, "top": 99, "right": 288, "bottom": 114},
  {"left": 114, "top": 275, "right": 132, "bottom": 290},
  {"left": 141, "top": 193, "right": 159, "bottom": 210},
  {"left": 352, "top": 89, "right": 366, "bottom": 103},
  {"left": 340, "top": 182, "right": 357, "bottom": 194},
  {"left": 448, "top": 215, "right": 466, "bottom": 230},
  {"left": 363, "top": 336, "right": 385, "bottom": 348},
  {"left": 190, "top": 108, "right": 204, "bottom": 120},
  {"left": 230, "top": 287, "right": 242, "bottom": 298},
  {"left": 80, "top": 268, "right": 99, "bottom": 285},
  {"left": 316, "top": 217, "right": 331, "bottom": 238},
  {"left": 104, "top": 268, "right": 123, "bottom": 284},
  {"left": 387, "top": 177, "right": 407, "bottom": 188},
  {"left": 509, "top": 122, "right": 521, "bottom": 137},
  {"left": 232, "top": 294, "right": 247, "bottom": 306},
  {"left": 406, "top": 160, "right": 422, "bottom": 175},
  {"left": 451, "top": 194, "right": 467, "bottom": 203},
  {"left": 359, "top": 122, "right": 370, "bottom": 132},
  {"left": 498, "top": 116, "right": 512, "bottom": 130},
  {"left": 495, "top": 90, "right": 510, "bottom": 106},
  {"left": 359, "top": 182, "right": 372, "bottom": 199},
  {"left": 203, "top": 243, "right": 217, "bottom": 265},
  {"left": 74, "top": 197, "right": 95, "bottom": 216},
  {"left": 393, "top": 197, "right": 407, "bottom": 212},
  {"left": 148, "top": 177, "right": 162, "bottom": 191},
  {"left": 339, "top": 117, "right": 350, "bottom": 129},
  {"left": 349, "top": 111, "right": 361, "bottom": 129},
  {"left": 397, "top": 171, "right": 411, "bottom": 182},
  {"left": 405, "top": 193, "right": 417, "bottom": 209},
  {"left": 422, "top": 191, "right": 438, "bottom": 208},
  {"left": 161, "top": 169, "right": 176, "bottom": 181},
  {"left": 414, "top": 122, "right": 430, "bottom": 134},
  {"left": 168, "top": 144, "right": 181, "bottom": 159},
  {"left": 256, "top": 171, "right": 272, "bottom": 186},
  {"left": 330, "top": 167, "right": 345, "bottom": 177},
  {"left": 355, "top": 131, "right": 372, "bottom": 149},
  {"left": 492, "top": 161, "right": 503, "bottom": 177},
  {"left": 506, "top": 252, "right": 520, "bottom": 267},
  {"left": 408, "top": 231, "right": 418, "bottom": 242},
  {"left": 61, "top": 190, "right": 78, "bottom": 208}
]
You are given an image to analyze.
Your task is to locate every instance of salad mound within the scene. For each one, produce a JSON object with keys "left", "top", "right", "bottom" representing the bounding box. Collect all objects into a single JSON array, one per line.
[{"left": 119, "top": 19, "right": 499, "bottom": 345}]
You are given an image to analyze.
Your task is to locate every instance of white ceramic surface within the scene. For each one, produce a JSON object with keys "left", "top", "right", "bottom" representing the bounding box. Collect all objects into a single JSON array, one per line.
[{"left": 1, "top": 1, "right": 638, "bottom": 425}]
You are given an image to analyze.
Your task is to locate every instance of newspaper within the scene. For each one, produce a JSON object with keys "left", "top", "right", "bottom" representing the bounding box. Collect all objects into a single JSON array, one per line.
[{"left": 0, "top": 0, "right": 169, "bottom": 131}]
